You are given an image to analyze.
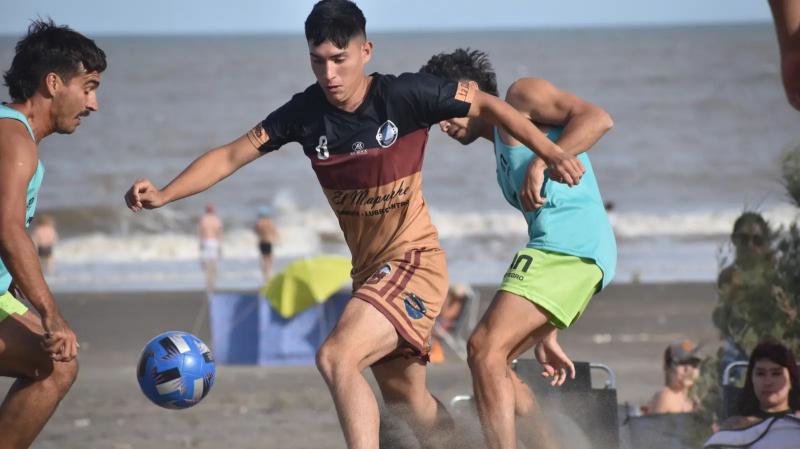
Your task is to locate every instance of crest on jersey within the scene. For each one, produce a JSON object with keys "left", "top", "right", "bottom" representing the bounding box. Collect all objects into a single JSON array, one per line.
[{"left": 376, "top": 120, "right": 398, "bottom": 148}]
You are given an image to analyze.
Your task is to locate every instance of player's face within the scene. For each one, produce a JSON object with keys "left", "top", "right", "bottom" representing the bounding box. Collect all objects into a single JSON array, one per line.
[
  {"left": 309, "top": 37, "right": 372, "bottom": 106},
  {"left": 752, "top": 359, "right": 791, "bottom": 412},
  {"left": 438, "top": 116, "right": 482, "bottom": 145},
  {"left": 50, "top": 66, "right": 101, "bottom": 134}
]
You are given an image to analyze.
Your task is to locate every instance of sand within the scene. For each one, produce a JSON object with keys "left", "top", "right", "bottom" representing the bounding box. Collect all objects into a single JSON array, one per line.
[{"left": 0, "top": 282, "right": 720, "bottom": 449}]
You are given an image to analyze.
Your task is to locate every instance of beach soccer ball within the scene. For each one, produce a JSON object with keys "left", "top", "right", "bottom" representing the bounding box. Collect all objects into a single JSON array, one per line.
[{"left": 136, "top": 331, "right": 216, "bottom": 409}]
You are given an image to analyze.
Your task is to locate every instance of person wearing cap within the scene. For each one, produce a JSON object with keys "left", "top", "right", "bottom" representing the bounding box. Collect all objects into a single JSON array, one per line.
[
  {"left": 647, "top": 339, "right": 702, "bottom": 414},
  {"left": 254, "top": 206, "right": 278, "bottom": 282}
]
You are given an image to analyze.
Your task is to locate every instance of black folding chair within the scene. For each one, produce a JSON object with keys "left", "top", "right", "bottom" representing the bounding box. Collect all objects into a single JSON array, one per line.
[
  {"left": 721, "top": 361, "right": 748, "bottom": 420},
  {"left": 451, "top": 359, "right": 619, "bottom": 449},
  {"left": 624, "top": 413, "right": 707, "bottom": 449}
]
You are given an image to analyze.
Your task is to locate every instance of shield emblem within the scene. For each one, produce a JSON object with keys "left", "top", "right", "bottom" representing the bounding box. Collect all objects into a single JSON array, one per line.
[{"left": 376, "top": 120, "right": 398, "bottom": 148}]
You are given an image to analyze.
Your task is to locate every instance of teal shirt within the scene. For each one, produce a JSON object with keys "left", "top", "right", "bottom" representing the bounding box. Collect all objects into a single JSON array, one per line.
[
  {"left": 0, "top": 104, "right": 45, "bottom": 293},
  {"left": 493, "top": 127, "right": 616, "bottom": 289}
]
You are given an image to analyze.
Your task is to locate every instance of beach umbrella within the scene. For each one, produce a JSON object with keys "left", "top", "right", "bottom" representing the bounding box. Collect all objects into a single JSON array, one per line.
[{"left": 262, "top": 255, "right": 351, "bottom": 318}]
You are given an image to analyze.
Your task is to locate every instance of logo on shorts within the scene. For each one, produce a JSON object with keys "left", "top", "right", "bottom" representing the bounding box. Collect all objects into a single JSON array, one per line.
[
  {"left": 403, "top": 293, "right": 426, "bottom": 320},
  {"left": 509, "top": 253, "right": 533, "bottom": 273},
  {"left": 376, "top": 120, "right": 398, "bottom": 148},
  {"left": 366, "top": 264, "right": 392, "bottom": 285}
]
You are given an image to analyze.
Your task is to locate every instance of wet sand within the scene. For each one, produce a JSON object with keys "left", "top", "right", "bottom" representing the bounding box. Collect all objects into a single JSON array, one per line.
[{"left": 1, "top": 282, "right": 719, "bottom": 449}]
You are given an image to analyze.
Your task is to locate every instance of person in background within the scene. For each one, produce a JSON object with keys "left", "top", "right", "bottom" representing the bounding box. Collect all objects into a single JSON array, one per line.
[
  {"left": 718, "top": 341, "right": 799, "bottom": 430},
  {"left": 430, "top": 283, "right": 473, "bottom": 364},
  {"left": 198, "top": 203, "right": 223, "bottom": 294},
  {"left": 718, "top": 212, "right": 773, "bottom": 289},
  {"left": 716, "top": 212, "right": 775, "bottom": 374},
  {"left": 255, "top": 206, "right": 278, "bottom": 282},
  {"left": 30, "top": 215, "right": 58, "bottom": 275},
  {"left": 647, "top": 339, "right": 702, "bottom": 414}
]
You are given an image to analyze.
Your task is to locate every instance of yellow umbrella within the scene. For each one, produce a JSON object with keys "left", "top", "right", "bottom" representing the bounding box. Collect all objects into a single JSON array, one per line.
[{"left": 261, "top": 255, "right": 352, "bottom": 318}]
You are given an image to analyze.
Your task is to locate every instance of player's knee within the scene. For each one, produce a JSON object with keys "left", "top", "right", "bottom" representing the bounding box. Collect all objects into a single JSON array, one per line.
[
  {"left": 466, "top": 330, "right": 495, "bottom": 369},
  {"left": 514, "top": 390, "right": 535, "bottom": 417},
  {"left": 29, "top": 358, "right": 78, "bottom": 399},
  {"left": 39, "top": 359, "right": 78, "bottom": 398},
  {"left": 51, "top": 358, "right": 79, "bottom": 394},
  {"left": 315, "top": 340, "right": 349, "bottom": 381}
]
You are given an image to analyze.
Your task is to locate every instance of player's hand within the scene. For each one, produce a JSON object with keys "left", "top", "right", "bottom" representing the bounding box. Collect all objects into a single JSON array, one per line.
[
  {"left": 41, "top": 312, "right": 79, "bottom": 362},
  {"left": 534, "top": 332, "right": 575, "bottom": 387},
  {"left": 521, "top": 158, "right": 548, "bottom": 211},
  {"left": 544, "top": 149, "right": 584, "bottom": 187},
  {"left": 125, "top": 178, "right": 165, "bottom": 212}
]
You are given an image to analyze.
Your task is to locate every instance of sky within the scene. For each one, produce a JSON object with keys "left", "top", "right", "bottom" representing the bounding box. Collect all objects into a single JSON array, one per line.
[{"left": 0, "top": 0, "right": 774, "bottom": 36}]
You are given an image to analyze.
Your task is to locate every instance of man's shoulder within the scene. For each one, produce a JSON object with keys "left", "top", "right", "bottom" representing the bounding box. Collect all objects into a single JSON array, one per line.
[
  {"left": 0, "top": 118, "right": 35, "bottom": 146},
  {"left": 0, "top": 119, "right": 38, "bottom": 166},
  {"left": 505, "top": 77, "right": 554, "bottom": 108},
  {"left": 281, "top": 82, "right": 324, "bottom": 108}
]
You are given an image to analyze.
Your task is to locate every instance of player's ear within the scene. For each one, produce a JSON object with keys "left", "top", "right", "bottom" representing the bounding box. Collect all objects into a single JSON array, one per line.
[
  {"left": 43, "top": 72, "right": 63, "bottom": 97},
  {"left": 361, "top": 39, "right": 373, "bottom": 63}
]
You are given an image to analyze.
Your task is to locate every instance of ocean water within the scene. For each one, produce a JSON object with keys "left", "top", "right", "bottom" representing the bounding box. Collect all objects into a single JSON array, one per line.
[{"left": 1, "top": 24, "right": 797, "bottom": 291}]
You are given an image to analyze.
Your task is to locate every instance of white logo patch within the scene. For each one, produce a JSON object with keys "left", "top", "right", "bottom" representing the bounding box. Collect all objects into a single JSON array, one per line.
[
  {"left": 351, "top": 141, "right": 366, "bottom": 154},
  {"left": 376, "top": 120, "right": 398, "bottom": 148},
  {"left": 315, "top": 135, "right": 329, "bottom": 160}
]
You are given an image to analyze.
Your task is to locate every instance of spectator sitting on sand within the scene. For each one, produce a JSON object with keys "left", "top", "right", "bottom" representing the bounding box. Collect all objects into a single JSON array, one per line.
[
  {"left": 647, "top": 339, "right": 701, "bottom": 414},
  {"left": 718, "top": 341, "right": 800, "bottom": 431}
]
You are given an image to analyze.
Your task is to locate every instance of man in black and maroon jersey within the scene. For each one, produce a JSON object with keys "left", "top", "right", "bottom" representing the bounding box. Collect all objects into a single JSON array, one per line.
[{"left": 124, "top": 1, "right": 583, "bottom": 448}]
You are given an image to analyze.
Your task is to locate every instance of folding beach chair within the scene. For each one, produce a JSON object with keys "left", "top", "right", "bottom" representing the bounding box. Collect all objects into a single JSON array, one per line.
[
  {"left": 432, "top": 287, "right": 480, "bottom": 362},
  {"left": 450, "top": 359, "right": 620, "bottom": 449}
]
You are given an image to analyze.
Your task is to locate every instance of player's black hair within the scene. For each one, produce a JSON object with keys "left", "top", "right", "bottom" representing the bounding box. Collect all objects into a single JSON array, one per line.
[
  {"left": 305, "top": 0, "right": 367, "bottom": 49},
  {"left": 4, "top": 19, "right": 107, "bottom": 102},
  {"left": 420, "top": 48, "right": 498, "bottom": 97}
]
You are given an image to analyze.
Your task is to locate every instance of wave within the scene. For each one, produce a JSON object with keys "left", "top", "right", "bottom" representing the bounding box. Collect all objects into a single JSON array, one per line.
[{"left": 48, "top": 205, "right": 799, "bottom": 264}]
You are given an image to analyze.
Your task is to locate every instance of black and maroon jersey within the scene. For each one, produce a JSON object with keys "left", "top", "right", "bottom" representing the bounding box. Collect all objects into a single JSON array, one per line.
[{"left": 259, "top": 72, "right": 474, "bottom": 283}]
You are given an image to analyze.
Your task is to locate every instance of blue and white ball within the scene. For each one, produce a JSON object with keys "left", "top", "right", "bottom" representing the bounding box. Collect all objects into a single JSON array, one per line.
[{"left": 137, "top": 331, "right": 216, "bottom": 409}]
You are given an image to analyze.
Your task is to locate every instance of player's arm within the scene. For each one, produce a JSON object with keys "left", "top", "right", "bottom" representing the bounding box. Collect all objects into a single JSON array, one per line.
[
  {"left": 507, "top": 77, "right": 613, "bottom": 157},
  {"left": 770, "top": 0, "right": 800, "bottom": 110},
  {"left": 465, "top": 82, "right": 585, "bottom": 186},
  {"left": 0, "top": 121, "right": 77, "bottom": 361},
  {"left": 125, "top": 125, "right": 267, "bottom": 211}
]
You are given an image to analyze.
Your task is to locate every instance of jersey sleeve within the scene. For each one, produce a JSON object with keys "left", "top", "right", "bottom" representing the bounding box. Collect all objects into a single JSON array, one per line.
[
  {"left": 258, "top": 92, "right": 306, "bottom": 153},
  {"left": 394, "top": 72, "right": 474, "bottom": 128}
]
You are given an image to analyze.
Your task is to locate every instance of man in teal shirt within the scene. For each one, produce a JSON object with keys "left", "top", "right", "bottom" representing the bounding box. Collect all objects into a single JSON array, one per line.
[
  {"left": 0, "top": 20, "right": 105, "bottom": 449},
  {"left": 421, "top": 49, "right": 616, "bottom": 449}
]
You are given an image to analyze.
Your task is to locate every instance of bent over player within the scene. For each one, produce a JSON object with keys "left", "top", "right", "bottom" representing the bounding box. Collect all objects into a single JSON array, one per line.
[
  {"left": 0, "top": 20, "right": 106, "bottom": 449},
  {"left": 422, "top": 48, "right": 616, "bottom": 449}
]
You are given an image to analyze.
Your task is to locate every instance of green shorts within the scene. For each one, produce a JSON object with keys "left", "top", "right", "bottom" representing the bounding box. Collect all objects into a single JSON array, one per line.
[
  {"left": 0, "top": 291, "right": 28, "bottom": 322},
  {"left": 499, "top": 248, "right": 602, "bottom": 329}
]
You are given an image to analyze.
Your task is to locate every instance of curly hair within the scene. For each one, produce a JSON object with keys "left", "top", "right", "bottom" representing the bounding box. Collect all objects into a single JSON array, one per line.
[
  {"left": 3, "top": 19, "right": 107, "bottom": 102},
  {"left": 420, "top": 48, "right": 498, "bottom": 97}
]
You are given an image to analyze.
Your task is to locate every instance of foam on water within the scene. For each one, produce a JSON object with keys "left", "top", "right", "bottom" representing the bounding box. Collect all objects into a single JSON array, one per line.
[{"left": 42, "top": 204, "right": 797, "bottom": 291}]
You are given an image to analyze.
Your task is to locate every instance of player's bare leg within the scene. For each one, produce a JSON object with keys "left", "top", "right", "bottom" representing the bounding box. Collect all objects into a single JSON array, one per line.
[
  {"left": 316, "top": 298, "right": 408, "bottom": 449},
  {"left": 467, "top": 290, "right": 556, "bottom": 449},
  {"left": 372, "top": 356, "right": 454, "bottom": 448},
  {"left": 0, "top": 311, "right": 78, "bottom": 449}
]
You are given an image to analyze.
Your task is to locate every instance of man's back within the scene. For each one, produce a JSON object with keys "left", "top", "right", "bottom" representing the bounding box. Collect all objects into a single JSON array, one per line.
[{"left": 255, "top": 217, "right": 276, "bottom": 242}]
